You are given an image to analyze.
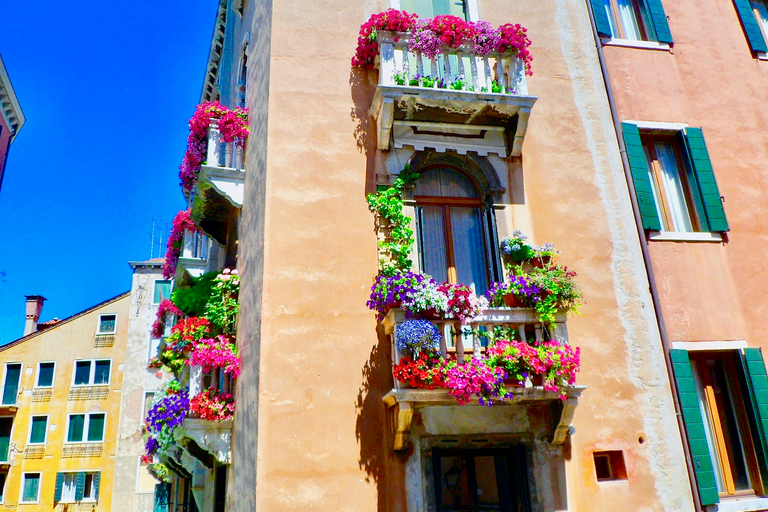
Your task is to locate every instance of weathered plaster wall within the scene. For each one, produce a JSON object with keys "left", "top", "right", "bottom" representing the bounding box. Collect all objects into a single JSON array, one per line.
[{"left": 602, "top": 2, "right": 768, "bottom": 345}]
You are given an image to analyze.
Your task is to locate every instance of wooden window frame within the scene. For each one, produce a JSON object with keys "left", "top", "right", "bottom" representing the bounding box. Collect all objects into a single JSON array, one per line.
[
  {"left": 690, "top": 351, "right": 764, "bottom": 497},
  {"left": 604, "top": 0, "right": 654, "bottom": 40},
  {"left": 641, "top": 133, "right": 702, "bottom": 232}
]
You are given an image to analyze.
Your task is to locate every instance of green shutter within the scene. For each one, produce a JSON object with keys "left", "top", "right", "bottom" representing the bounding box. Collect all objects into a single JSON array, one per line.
[
  {"left": 93, "top": 472, "right": 101, "bottom": 501},
  {"left": 54, "top": 473, "right": 64, "bottom": 502},
  {"left": 68, "top": 414, "right": 85, "bottom": 442},
  {"left": 669, "top": 349, "right": 720, "bottom": 506},
  {"left": 621, "top": 123, "right": 662, "bottom": 231},
  {"left": 75, "top": 472, "right": 86, "bottom": 501},
  {"left": 740, "top": 348, "right": 768, "bottom": 483},
  {"left": 154, "top": 483, "right": 171, "bottom": 512},
  {"left": 30, "top": 417, "right": 47, "bottom": 444},
  {"left": 87, "top": 414, "right": 105, "bottom": 442},
  {"left": 733, "top": 0, "right": 768, "bottom": 53},
  {"left": 590, "top": 0, "right": 614, "bottom": 37},
  {"left": 645, "top": 0, "right": 673, "bottom": 44},
  {"left": 682, "top": 128, "right": 729, "bottom": 232}
]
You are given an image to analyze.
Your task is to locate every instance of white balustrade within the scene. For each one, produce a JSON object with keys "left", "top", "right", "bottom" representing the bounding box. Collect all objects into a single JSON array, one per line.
[
  {"left": 377, "top": 31, "right": 528, "bottom": 96},
  {"left": 181, "top": 230, "right": 209, "bottom": 261},
  {"left": 206, "top": 122, "right": 245, "bottom": 170}
]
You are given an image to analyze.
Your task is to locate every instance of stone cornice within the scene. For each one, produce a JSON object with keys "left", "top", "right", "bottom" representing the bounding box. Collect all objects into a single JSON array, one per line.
[
  {"left": 0, "top": 55, "right": 25, "bottom": 143},
  {"left": 200, "top": 0, "right": 228, "bottom": 103}
]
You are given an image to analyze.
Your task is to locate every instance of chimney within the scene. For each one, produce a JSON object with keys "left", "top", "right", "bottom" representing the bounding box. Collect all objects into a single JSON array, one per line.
[{"left": 24, "top": 295, "right": 47, "bottom": 336}]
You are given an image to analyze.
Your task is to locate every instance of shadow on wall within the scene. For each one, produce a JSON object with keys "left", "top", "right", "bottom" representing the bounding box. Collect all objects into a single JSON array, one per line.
[
  {"left": 356, "top": 323, "right": 410, "bottom": 512},
  {"left": 349, "top": 68, "right": 380, "bottom": 197}
]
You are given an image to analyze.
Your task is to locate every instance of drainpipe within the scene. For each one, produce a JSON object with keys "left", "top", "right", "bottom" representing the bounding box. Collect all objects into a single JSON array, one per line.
[{"left": 582, "top": 4, "right": 703, "bottom": 511}]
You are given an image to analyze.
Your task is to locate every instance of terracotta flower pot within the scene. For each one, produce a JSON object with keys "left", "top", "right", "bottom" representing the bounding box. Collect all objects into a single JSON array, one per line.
[
  {"left": 531, "top": 256, "right": 552, "bottom": 268},
  {"left": 502, "top": 294, "right": 526, "bottom": 308},
  {"left": 419, "top": 308, "right": 442, "bottom": 320}
]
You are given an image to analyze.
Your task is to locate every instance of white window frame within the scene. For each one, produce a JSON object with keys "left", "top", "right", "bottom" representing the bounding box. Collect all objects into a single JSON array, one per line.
[
  {"left": 390, "top": 0, "right": 479, "bottom": 20},
  {"left": 60, "top": 472, "right": 78, "bottom": 503},
  {"left": 1, "top": 363, "right": 22, "bottom": 407},
  {"left": 0, "top": 469, "right": 7, "bottom": 503},
  {"left": 142, "top": 391, "right": 156, "bottom": 421},
  {"left": 97, "top": 314, "right": 117, "bottom": 335},
  {"left": 148, "top": 338, "right": 162, "bottom": 363},
  {"left": 58, "top": 471, "right": 99, "bottom": 503},
  {"left": 152, "top": 280, "right": 172, "bottom": 305},
  {"left": 71, "top": 359, "right": 112, "bottom": 387},
  {"left": 27, "top": 415, "right": 48, "bottom": 445},
  {"left": 35, "top": 361, "right": 56, "bottom": 389},
  {"left": 65, "top": 412, "right": 107, "bottom": 443},
  {"left": 19, "top": 472, "right": 41, "bottom": 504}
]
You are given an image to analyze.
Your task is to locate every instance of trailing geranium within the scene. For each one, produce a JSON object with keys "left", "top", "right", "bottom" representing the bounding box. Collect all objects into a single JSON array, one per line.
[
  {"left": 152, "top": 299, "right": 183, "bottom": 338},
  {"left": 486, "top": 339, "right": 545, "bottom": 385},
  {"left": 161, "top": 317, "right": 213, "bottom": 374},
  {"left": 163, "top": 209, "right": 200, "bottom": 279},
  {"left": 496, "top": 23, "right": 533, "bottom": 76},
  {"left": 352, "top": 9, "right": 418, "bottom": 69},
  {"left": 443, "top": 356, "right": 510, "bottom": 406},
  {"left": 179, "top": 101, "right": 250, "bottom": 193},
  {"left": 439, "top": 283, "right": 488, "bottom": 324},
  {"left": 537, "top": 341, "right": 580, "bottom": 399},
  {"left": 186, "top": 335, "right": 241, "bottom": 378},
  {"left": 393, "top": 349, "right": 445, "bottom": 389},
  {"left": 190, "top": 389, "right": 235, "bottom": 421}
]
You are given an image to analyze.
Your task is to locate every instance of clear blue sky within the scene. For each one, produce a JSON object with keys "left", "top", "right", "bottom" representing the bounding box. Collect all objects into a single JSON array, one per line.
[{"left": 0, "top": 2, "right": 219, "bottom": 344}]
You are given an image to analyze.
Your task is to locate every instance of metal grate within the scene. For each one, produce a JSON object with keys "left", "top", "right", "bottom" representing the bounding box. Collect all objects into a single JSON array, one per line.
[
  {"left": 68, "top": 386, "right": 109, "bottom": 401},
  {"left": 61, "top": 442, "right": 104, "bottom": 458},
  {"left": 93, "top": 334, "right": 116, "bottom": 348}
]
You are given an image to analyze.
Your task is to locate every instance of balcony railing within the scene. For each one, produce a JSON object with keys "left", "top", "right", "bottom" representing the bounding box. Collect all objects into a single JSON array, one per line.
[
  {"left": 206, "top": 122, "right": 243, "bottom": 171},
  {"left": 381, "top": 308, "right": 583, "bottom": 449},
  {"left": 182, "top": 230, "right": 209, "bottom": 261},
  {"left": 370, "top": 31, "right": 537, "bottom": 156}
]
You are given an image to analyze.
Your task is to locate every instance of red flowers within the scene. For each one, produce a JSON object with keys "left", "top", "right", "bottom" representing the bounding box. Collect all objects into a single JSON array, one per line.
[
  {"left": 428, "top": 15, "right": 473, "bottom": 47},
  {"left": 189, "top": 389, "right": 235, "bottom": 421},
  {"left": 151, "top": 298, "right": 183, "bottom": 338},
  {"left": 393, "top": 350, "right": 445, "bottom": 389},
  {"left": 352, "top": 9, "right": 419, "bottom": 68}
]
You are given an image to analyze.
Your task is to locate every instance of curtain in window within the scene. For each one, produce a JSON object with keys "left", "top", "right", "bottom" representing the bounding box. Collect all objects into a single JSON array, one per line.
[
  {"left": 656, "top": 143, "right": 693, "bottom": 232},
  {"left": 419, "top": 206, "right": 449, "bottom": 284},
  {"left": 87, "top": 414, "right": 106, "bottom": 442},
  {"left": 617, "top": 0, "right": 643, "bottom": 40},
  {"left": 692, "top": 360, "right": 726, "bottom": 492},
  {"left": 94, "top": 361, "right": 111, "bottom": 385},
  {"left": 61, "top": 474, "right": 77, "bottom": 501},
  {"left": 23, "top": 475, "right": 40, "bottom": 502},
  {"left": 450, "top": 207, "right": 489, "bottom": 295},
  {"left": 68, "top": 415, "right": 85, "bottom": 442}
]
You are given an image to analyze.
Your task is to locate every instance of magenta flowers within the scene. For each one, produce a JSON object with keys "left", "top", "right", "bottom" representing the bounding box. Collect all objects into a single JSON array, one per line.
[{"left": 162, "top": 209, "right": 199, "bottom": 279}]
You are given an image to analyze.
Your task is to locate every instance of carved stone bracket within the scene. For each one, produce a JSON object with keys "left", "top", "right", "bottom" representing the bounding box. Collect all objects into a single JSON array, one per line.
[{"left": 176, "top": 418, "right": 233, "bottom": 465}]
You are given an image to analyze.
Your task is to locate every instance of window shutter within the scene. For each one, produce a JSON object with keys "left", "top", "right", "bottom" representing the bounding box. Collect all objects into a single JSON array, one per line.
[
  {"left": 154, "top": 483, "right": 171, "bottom": 512},
  {"left": 740, "top": 348, "right": 768, "bottom": 483},
  {"left": 54, "top": 473, "right": 64, "bottom": 502},
  {"left": 87, "top": 413, "right": 106, "bottom": 442},
  {"left": 483, "top": 207, "right": 502, "bottom": 283},
  {"left": 75, "top": 472, "right": 86, "bottom": 501},
  {"left": 589, "top": 0, "right": 614, "bottom": 37},
  {"left": 681, "top": 128, "right": 729, "bottom": 232},
  {"left": 645, "top": 0, "right": 673, "bottom": 44},
  {"left": 621, "top": 123, "right": 662, "bottom": 231},
  {"left": 733, "top": 0, "right": 768, "bottom": 53},
  {"left": 669, "top": 349, "right": 720, "bottom": 506},
  {"left": 93, "top": 472, "right": 101, "bottom": 501}
]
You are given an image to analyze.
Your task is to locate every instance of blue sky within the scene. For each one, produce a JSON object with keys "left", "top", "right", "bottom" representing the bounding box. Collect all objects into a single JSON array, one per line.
[{"left": 0, "top": 2, "right": 218, "bottom": 344}]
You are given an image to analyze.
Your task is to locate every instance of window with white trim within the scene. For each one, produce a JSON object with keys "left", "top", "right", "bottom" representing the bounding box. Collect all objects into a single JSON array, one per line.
[
  {"left": 36, "top": 362, "right": 55, "bottom": 388},
  {"left": 56, "top": 472, "right": 100, "bottom": 503},
  {"left": 97, "top": 314, "right": 117, "bottom": 334},
  {"left": 73, "top": 360, "right": 111, "bottom": 386},
  {"left": 28, "top": 416, "right": 47, "bottom": 445},
  {"left": 20, "top": 473, "right": 41, "bottom": 503},
  {"left": 153, "top": 281, "right": 172, "bottom": 304},
  {"left": 66, "top": 413, "right": 106, "bottom": 443}
]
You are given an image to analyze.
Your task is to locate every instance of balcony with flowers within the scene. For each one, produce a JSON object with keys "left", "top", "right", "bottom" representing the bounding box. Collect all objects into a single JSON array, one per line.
[
  {"left": 162, "top": 209, "right": 222, "bottom": 285},
  {"left": 367, "top": 173, "right": 584, "bottom": 451},
  {"left": 179, "top": 101, "right": 248, "bottom": 245},
  {"left": 354, "top": 10, "right": 537, "bottom": 157},
  {"left": 144, "top": 270, "right": 240, "bottom": 479}
]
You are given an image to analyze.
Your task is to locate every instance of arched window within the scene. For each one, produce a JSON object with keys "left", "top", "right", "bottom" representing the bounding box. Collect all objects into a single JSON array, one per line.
[{"left": 414, "top": 166, "right": 497, "bottom": 294}]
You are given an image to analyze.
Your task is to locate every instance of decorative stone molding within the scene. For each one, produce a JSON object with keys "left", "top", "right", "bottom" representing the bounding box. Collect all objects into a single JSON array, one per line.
[{"left": 177, "top": 418, "right": 233, "bottom": 465}]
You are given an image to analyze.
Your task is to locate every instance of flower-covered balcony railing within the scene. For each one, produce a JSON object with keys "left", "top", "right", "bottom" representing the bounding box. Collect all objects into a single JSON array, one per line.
[
  {"left": 354, "top": 11, "right": 537, "bottom": 157},
  {"left": 179, "top": 101, "right": 248, "bottom": 245}
]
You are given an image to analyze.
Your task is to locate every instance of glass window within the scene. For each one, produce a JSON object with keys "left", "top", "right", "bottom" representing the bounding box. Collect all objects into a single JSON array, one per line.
[
  {"left": 153, "top": 281, "right": 172, "bottom": 304},
  {"left": 67, "top": 414, "right": 85, "bottom": 442},
  {"left": 29, "top": 417, "right": 47, "bottom": 444},
  {"left": 83, "top": 472, "right": 98, "bottom": 500},
  {"left": 73, "top": 360, "right": 111, "bottom": 386},
  {"left": 2, "top": 364, "right": 21, "bottom": 406},
  {"left": 94, "top": 361, "right": 111, "bottom": 384},
  {"left": 602, "top": 0, "right": 656, "bottom": 41},
  {"left": 74, "top": 361, "right": 91, "bottom": 385},
  {"left": 67, "top": 413, "right": 105, "bottom": 443},
  {"left": 98, "top": 314, "right": 116, "bottom": 334},
  {"left": 36, "top": 362, "right": 55, "bottom": 387},
  {"left": 149, "top": 338, "right": 162, "bottom": 362},
  {"left": 21, "top": 473, "right": 40, "bottom": 503},
  {"left": 87, "top": 414, "right": 106, "bottom": 442},
  {"left": 415, "top": 167, "right": 492, "bottom": 295},
  {"left": 753, "top": 1, "right": 768, "bottom": 41},
  {"left": 61, "top": 473, "right": 77, "bottom": 502}
]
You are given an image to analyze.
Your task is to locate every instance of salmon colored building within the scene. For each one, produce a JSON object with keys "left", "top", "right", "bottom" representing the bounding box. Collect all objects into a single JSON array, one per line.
[{"left": 586, "top": 0, "right": 768, "bottom": 510}]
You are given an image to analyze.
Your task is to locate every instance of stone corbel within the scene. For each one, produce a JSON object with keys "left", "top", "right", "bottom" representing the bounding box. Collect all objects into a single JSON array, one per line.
[
  {"left": 383, "top": 394, "right": 413, "bottom": 451},
  {"left": 551, "top": 397, "right": 578, "bottom": 445}
]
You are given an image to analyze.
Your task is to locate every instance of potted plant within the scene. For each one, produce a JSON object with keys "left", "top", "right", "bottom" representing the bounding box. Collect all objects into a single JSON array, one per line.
[
  {"left": 438, "top": 283, "right": 488, "bottom": 324},
  {"left": 367, "top": 271, "right": 447, "bottom": 319},
  {"left": 395, "top": 319, "right": 442, "bottom": 356},
  {"left": 520, "top": 264, "right": 582, "bottom": 324},
  {"left": 499, "top": 230, "right": 533, "bottom": 262},
  {"left": 393, "top": 349, "right": 445, "bottom": 389},
  {"left": 486, "top": 276, "right": 541, "bottom": 308}
]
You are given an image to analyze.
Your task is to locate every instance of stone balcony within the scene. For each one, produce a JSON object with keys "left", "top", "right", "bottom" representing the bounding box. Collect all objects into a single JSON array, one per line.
[
  {"left": 190, "top": 122, "right": 244, "bottom": 245},
  {"left": 175, "top": 229, "right": 222, "bottom": 284},
  {"left": 381, "top": 308, "right": 583, "bottom": 450},
  {"left": 370, "top": 32, "right": 537, "bottom": 157}
]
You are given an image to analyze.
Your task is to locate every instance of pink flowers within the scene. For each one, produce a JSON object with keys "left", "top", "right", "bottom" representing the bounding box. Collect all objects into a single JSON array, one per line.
[
  {"left": 443, "top": 356, "right": 509, "bottom": 405},
  {"left": 352, "top": 9, "right": 418, "bottom": 68},
  {"left": 189, "top": 389, "right": 235, "bottom": 421},
  {"left": 162, "top": 209, "right": 199, "bottom": 279},
  {"left": 438, "top": 283, "right": 488, "bottom": 324},
  {"left": 179, "top": 101, "right": 250, "bottom": 193},
  {"left": 497, "top": 24, "right": 533, "bottom": 76},
  {"left": 151, "top": 299, "right": 183, "bottom": 338},
  {"left": 185, "top": 335, "right": 241, "bottom": 378}
]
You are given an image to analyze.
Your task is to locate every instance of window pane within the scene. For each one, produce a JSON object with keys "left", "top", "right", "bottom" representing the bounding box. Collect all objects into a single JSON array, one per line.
[
  {"left": 29, "top": 417, "right": 47, "bottom": 444},
  {"left": 87, "top": 414, "right": 106, "bottom": 442},
  {"left": 22, "top": 474, "right": 40, "bottom": 502},
  {"left": 62, "top": 473, "right": 77, "bottom": 502},
  {"left": 617, "top": 0, "right": 643, "bottom": 40},
  {"left": 753, "top": 1, "right": 768, "bottom": 39},
  {"left": 149, "top": 339, "right": 162, "bottom": 362},
  {"left": 450, "top": 207, "right": 489, "bottom": 295},
  {"left": 710, "top": 360, "right": 751, "bottom": 491},
  {"left": 420, "top": 206, "right": 449, "bottom": 284},
  {"left": 475, "top": 456, "right": 501, "bottom": 507},
  {"left": 0, "top": 472, "right": 6, "bottom": 500},
  {"left": 84, "top": 473, "right": 95, "bottom": 499},
  {"left": 37, "top": 363, "right": 54, "bottom": 387},
  {"left": 643, "top": 145, "right": 668, "bottom": 231},
  {"left": 2, "top": 364, "right": 21, "bottom": 405},
  {"left": 99, "top": 315, "right": 116, "bottom": 333},
  {"left": 68, "top": 415, "right": 85, "bottom": 442},
  {"left": 415, "top": 167, "right": 479, "bottom": 198},
  {"left": 154, "top": 281, "right": 172, "bottom": 304},
  {"left": 94, "top": 361, "right": 111, "bottom": 385},
  {"left": 603, "top": 0, "right": 618, "bottom": 36},
  {"left": 439, "top": 455, "right": 472, "bottom": 508},
  {"left": 74, "top": 361, "right": 91, "bottom": 385},
  {"left": 655, "top": 143, "right": 693, "bottom": 232}
]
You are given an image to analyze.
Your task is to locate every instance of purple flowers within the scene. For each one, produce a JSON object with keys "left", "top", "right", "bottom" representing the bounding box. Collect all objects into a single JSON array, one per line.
[
  {"left": 144, "top": 389, "right": 190, "bottom": 458},
  {"left": 367, "top": 271, "right": 447, "bottom": 318},
  {"left": 395, "top": 319, "right": 442, "bottom": 355}
]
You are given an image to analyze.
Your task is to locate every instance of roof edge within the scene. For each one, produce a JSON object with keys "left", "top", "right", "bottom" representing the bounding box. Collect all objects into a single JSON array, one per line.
[
  {"left": 200, "top": 0, "right": 229, "bottom": 103},
  {"left": 0, "top": 55, "right": 25, "bottom": 143}
]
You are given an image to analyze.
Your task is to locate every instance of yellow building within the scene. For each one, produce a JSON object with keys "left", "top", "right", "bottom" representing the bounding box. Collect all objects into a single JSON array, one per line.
[{"left": 0, "top": 292, "right": 129, "bottom": 509}]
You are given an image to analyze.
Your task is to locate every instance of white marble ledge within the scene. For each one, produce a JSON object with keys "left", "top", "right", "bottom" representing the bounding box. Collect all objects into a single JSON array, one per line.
[
  {"left": 709, "top": 497, "right": 768, "bottom": 512},
  {"left": 601, "top": 38, "right": 671, "bottom": 51},
  {"left": 648, "top": 231, "right": 723, "bottom": 242}
]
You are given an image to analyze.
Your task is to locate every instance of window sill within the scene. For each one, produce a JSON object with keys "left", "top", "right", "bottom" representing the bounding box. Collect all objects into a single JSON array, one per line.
[
  {"left": 601, "top": 38, "right": 671, "bottom": 51},
  {"left": 710, "top": 497, "right": 768, "bottom": 512},
  {"left": 757, "top": 52, "right": 768, "bottom": 61},
  {"left": 648, "top": 231, "right": 723, "bottom": 242}
]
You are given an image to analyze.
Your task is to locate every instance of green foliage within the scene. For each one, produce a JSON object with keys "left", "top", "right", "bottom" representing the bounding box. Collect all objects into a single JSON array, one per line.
[
  {"left": 204, "top": 270, "right": 241, "bottom": 334},
  {"left": 510, "top": 263, "right": 582, "bottom": 324},
  {"left": 171, "top": 271, "right": 219, "bottom": 316},
  {"left": 366, "top": 165, "right": 419, "bottom": 274}
]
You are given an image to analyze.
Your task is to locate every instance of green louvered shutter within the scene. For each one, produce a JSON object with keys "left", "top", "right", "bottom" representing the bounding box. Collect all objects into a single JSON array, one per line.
[
  {"left": 53, "top": 473, "right": 64, "bottom": 502},
  {"left": 741, "top": 348, "right": 768, "bottom": 483},
  {"left": 621, "top": 123, "right": 662, "bottom": 231},
  {"left": 75, "top": 472, "right": 86, "bottom": 501},
  {"left": 670, "top": 349, "right": 720, "bottom": 506},
  {"left": 93, "top": 472, "right": 101, "bottom": 501},
  {"left": 590, "top": 0, "right": 614, "bottom": 37},
  {"left": 645, "top": 0, "right": 673, "bottom": 43},
  {"left": 733, "top": 0, "right": 768, "bottom": 53},
  {"left": 154, "top": 483, "right": 170, "bottom": 512},
  {"left": 682, "top": 128, "right": 729, "bottom": 232}
]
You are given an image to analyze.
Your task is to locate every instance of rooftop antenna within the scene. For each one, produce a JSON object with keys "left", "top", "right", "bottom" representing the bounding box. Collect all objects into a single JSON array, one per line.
[{"left": 149, "top": 216, "right": 170, "bottom": 259}]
